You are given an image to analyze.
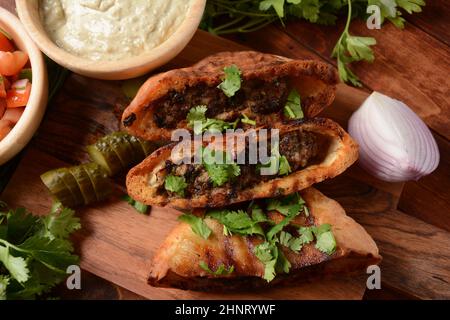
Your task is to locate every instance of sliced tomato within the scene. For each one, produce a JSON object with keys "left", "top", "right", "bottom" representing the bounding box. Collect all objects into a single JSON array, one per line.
[
  {"left": 0, "top": 33, "right": 14, "bottom": 52},
  {"left": 0, "top": 51, "right": 28, "bottom": 76},
  {"left": 0, "top": 75, "right": 10, "bottom": 98},
  {"left": 2, "top": 107, "right": 24, "bottom": 124},
  {"left": 6, "top": 79, "right": 31, "bottom": 108}
]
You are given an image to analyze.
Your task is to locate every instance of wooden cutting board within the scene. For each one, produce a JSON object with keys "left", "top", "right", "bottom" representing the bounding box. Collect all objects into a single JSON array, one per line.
[{"left": 0, "top": 30, "right": 401, "bottom": 300}]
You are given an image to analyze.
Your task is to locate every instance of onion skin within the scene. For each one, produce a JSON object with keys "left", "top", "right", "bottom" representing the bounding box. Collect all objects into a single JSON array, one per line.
[{"left": 348, "top": 92, "right": 440, "bottom": 182}]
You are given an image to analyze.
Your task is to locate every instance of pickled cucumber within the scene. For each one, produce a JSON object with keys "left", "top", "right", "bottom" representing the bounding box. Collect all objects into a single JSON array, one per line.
[
  {"left": 83, "top": 162, "right": 112, "bottom": 201},
  {"left": 69, "top": 165, "right": 97, "bottom": 205},
  {"left": 58, "top": 168, "right": 84, "bottom": 205},
  {"left": 86, "top": 141, "right": 122, "bottom": 176},
  {"left": 42, "top": 163, "right": 113, "bottom": 207},
  {"left": 41, "top": 169, "right": 80, "bottom": 207},
  {"left": 87, "top": 132, "right": 158, "bottom": 176}
]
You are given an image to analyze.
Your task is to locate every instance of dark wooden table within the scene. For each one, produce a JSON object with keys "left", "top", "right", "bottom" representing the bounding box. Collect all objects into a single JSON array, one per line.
[{"left": 1, "top": 0, "right": 449, "bottom": 300}]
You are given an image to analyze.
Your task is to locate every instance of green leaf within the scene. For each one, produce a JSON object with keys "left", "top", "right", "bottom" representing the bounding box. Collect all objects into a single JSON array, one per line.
[
  {"left": 275, "top": 248, "right": 291, "bottom": 273},
  {"left": 0, "top": 275, "right": 9, "bottom": 300},
  {"left": 187, "top": 106, "right": 238, "bottom": 134},
  {"left": 251, "top": 204, "right": 268, "bottom": 223},
  {"left": 283, "top": 89, "right": 303, "bottom": 120},
  {"left": 254, "top": 242, "right": 278, "bottom": 282},
  {"left": 298, "top": 226, "right": 315, "bottom": 244},
  {"left": 266, "top": 193, "right": 305, "bottom": 216},
  {"left": 207, "top": 209, "right": 265, "bottom": 237},
  {"left": 260, "top": 0, "right": 286, "bottom": 18},
  {"left": 0, "top": 245, "right": 29, "bottom": 283},
  {"left": 38, "top": 204, "right": 81, "bottom": 240},
  {"left": 202, "top": 148, "right": 241, "bottom": 187},
  {"left": 278, "top": 155, "right": 292, "bottom": 175},
  {"left": 397, "top": 0, "right": 425, "bottom": 14},
  {"left": 315, "top": 231, "right": 336, "bottom": 255},
  {"left": 164, "top": 175, "right": 188, "bottom": 197},
  {"left": 266, "top": 204, "right": 301, "bottom": 241},
  {"left": 122, "top": 195, "right": 149, "bottom": 214},
  {"left": 187, "top": 105, "right": 207, "bottom": 127},
  {"left": 199, "top": 261, "right": 234, "bottom": 275},
  {"left": 178, "top": 214, "right": 212, "bottom": 240},
  {"left": 5, "top": 207, "right": 39, "bottom": 245},
  {"left": 17, "top": 235, "right": 79, "bottom": 272},
  {"left": 346, "top": 36, "right": 377, "bottom": 62},
  {"left": 217, "top": 65, "right": 242, "bottom": 97}
]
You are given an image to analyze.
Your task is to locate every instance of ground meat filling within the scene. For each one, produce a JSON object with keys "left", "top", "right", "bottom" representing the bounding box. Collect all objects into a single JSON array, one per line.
[
  {"left": 161, "top": 130, "right": 321, "bottom": 198},
  {"left": 279, "top": 131, "right": 319, "bottom": 172},
  {"left": 152, "top": 78, "right": 290, "bottom": 129}
]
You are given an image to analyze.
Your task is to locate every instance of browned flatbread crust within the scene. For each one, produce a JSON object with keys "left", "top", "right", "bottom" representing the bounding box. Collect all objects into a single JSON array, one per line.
[
  {"left": 122, "top": 51, "right": 339, "bottom": 141},
  {"left": 148, "top": 187, "right": 381, "bottom": 291},
  {"left": 126, "top": 118, "right": 358, "bottom": 210}
]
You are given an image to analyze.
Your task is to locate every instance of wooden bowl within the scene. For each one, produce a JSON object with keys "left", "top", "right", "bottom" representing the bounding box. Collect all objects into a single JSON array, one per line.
[
  {"left": 0, "top": 7, "right": 48, "bottom": 165},
  {"left": 16, "top": 0, "right": 206, "bottom": 80}
]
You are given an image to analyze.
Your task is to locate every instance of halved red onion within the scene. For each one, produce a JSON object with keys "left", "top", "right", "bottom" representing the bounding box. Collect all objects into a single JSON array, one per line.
[{"left": 348, "top": 92, "right": 440, "bottom": 182}]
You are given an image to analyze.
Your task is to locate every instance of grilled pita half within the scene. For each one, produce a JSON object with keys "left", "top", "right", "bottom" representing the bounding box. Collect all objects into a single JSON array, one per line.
[
  {"left": 126, "top": 118, "right": 358, "bottom": 210},
  {"left": 148, "top": 187, "right": 381, "bottom": 291},
  {"left": 122, "top": 51, "right": 339, "bottom": 141}
]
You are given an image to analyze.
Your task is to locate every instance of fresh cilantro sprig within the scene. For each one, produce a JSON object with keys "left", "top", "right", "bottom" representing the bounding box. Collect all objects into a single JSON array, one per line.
[
  {"left": 217, "top": 65, "right": 242, "bottom": 97},
  {"left": 331, "top": 0, "right": 377, "bottom": 86},
  {"left": 202, "top": 147, "right": 241, "bottom": 187},
  {"left": 202, "top": 0, "right": 426, "bottom": 86},
  {"left": 187, "top": 105, "right": 239, "bottom": 135},
  {"left": 164, "top": 175, "right": 188, "bottom": 197},
  {"left": 0, "top": 202, "right": 80, "bottom": 300},
  {"left": 199, "top": 261, "right": 234, "bottom": 275},
  {"left": 178, "top": 214, "right": 212, "bottom": 240},
  {"left": 207, "top": 209, "right": 265, "bottom": 237}
]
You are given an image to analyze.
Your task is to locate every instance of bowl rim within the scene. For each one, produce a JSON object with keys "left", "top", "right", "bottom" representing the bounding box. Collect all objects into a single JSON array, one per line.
[
  {"left": 16, "top": 0, "right": 206, "bottom": 80},
  {"left": 0, "top": 7, "right": 48, "bottom": 165}
]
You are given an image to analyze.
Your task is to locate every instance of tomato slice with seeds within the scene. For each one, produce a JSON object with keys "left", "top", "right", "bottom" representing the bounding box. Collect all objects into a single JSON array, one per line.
[
  {"left": 6, "top": 79, "right": 31, "bottom": 108},
  {"left": 0, "top": 51, "right": 28, "bottom": 76}
]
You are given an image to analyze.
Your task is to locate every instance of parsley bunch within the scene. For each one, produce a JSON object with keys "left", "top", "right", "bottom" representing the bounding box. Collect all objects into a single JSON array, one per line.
[
  {"left": 202, "top": 0, "right": 426, "bottom": 86},
  {"left": 0, "top": 202, "right": 80, "bottom": 300}
]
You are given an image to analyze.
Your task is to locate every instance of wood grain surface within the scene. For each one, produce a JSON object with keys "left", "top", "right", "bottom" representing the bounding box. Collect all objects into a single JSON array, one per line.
[{"left": 1, "top": 0, "right": 449, "bottom": 300}]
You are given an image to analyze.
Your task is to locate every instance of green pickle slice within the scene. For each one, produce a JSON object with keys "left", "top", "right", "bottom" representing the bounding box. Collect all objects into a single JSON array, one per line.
[
  {"left": 87, "top": 140, "right": 123, "bottom": 176},
  {"left": 106, "top": 132, "right": 135, "bottom": 170},
  {"left": 40, "top": 169, "right": 79, "bottom": 207},
  {"left": 69, "top": 165, "right": 97, "bottom": 205},
  {"left": 82, "top": 163, "right": 113, "bottom": 201}
]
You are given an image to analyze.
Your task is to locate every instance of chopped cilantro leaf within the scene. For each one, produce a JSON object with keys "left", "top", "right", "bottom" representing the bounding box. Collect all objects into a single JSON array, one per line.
[
  {"left": 254, "top": 241, "right": 278, "bottom": 282},
  {"left": 207, "top": 209, "right": 264, "bottom": 237},
  {"left": 266, "top": 193, "right": 305, "bottom": 216},
  {"left": 315, "top": 231, "right": 336, "bottom": 255},
  {"left": 199, "top": 261, "right": 234, "bottom": 275},
  {"left": 187, "top": 105, "right": 239, "bottom": 134},
  {"left": 278, "top": 155, "right": 292, "bottom": 175},
  {"left": 178, "top": 214, "right": 211, "bottom": 240},
  {"left": 283, "top": 89, "right": 303, "bottom": 120},
  {"left": 266, "top": 203, "right": 301, "bottom": 241},
  {"left": 164, "top": 175, "right": 188, "bottom": 197},
  {"left": 122, "top": 195, "right": 149, "bottom": 214},
  {"left": 202, "top": 147, "right": 241, "bottom": 186},
  {"left": 217, "top": 65, "right": 242, "bottom": 97},
  {"left": 298, "top": 226, "right": 315, "bottom": 244}
]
